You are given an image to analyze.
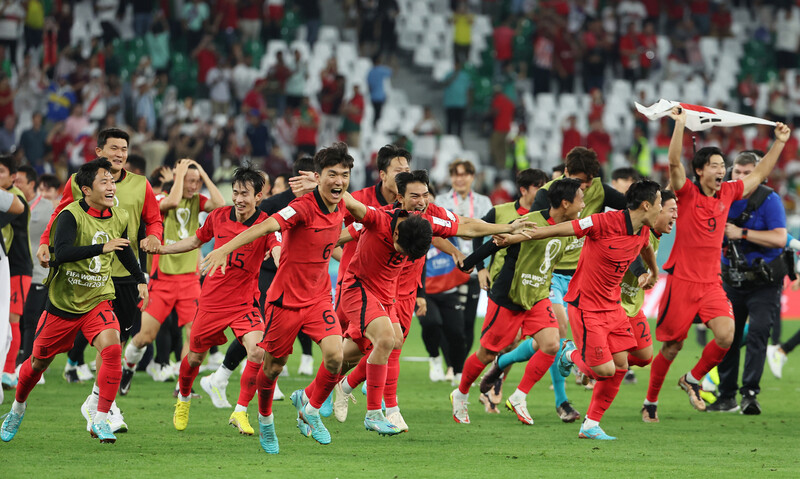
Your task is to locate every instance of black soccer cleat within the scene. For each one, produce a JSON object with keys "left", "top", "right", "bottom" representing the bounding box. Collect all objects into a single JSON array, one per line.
[
  {"left": 740, "top": 394, "right": 761, "bottom": 415},
  {"left": 118, "top": 368, "right": 135, "bottom": 396}
]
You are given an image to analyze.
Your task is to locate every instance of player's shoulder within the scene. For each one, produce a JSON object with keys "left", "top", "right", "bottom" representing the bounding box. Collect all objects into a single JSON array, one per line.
[{"left": 427, "top": 203, "right": 458, "bottom": 222}]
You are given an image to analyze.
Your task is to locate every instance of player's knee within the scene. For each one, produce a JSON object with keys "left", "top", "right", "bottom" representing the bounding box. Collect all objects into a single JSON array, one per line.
[
  {"left": 266, "top": 362, "right": 284, "bottom": 380},
  {"left": 374, "top": 334, "right": 395, "bottom": 354},
  {"left": 100, "top": 343, "right": 122, "bottom": 364},
  {"left": 716, "top": 333, "right": 734, "bottom": 349},
  {"left": 661, "top": 341, "right": 682, "bottom": 359},
  {"left": 323, "top": 353, "right": 342, "bottom": 374},
  {"left": 476, "top": 348, "right": 496, "bottom": 365},
  {"left": 31, "top": 357, "right": 49, "bottom": 372},
  {"left": 187, "top": 353, "right": 203, "bottom": 368},
  {"left": 539, "top": 340, "right": 560, "bottom": 356}
]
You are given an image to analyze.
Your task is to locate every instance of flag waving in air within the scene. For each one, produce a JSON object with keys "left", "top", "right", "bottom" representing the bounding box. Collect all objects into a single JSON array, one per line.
[{"left": 634, "top": 99, "right": 776, "bottom": 131}]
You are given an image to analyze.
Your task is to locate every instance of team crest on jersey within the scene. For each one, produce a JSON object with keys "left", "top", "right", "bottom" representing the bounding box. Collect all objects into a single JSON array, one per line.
[
  {"left": 274, "top": 231, "right": 283, "bottom": 242},
  {"left": 352, "top": 222, "right": 364, "bottom": 231},
  {"left": 89, "top": 230, "right": 111, "bottom": 273},
  {"left": 578, "top": 217, "right": 593, "bottom": 230},
  {"left": 279, "top": 206, "right": 296, "bottom": 220},
  {"left": 176, "top": 207, "right": 191, "bottom": 239}
]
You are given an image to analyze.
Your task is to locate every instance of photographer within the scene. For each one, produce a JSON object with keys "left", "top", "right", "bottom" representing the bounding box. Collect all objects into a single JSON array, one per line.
[{"left": 711, "top": 151, "right": 788, "bottom": 414}]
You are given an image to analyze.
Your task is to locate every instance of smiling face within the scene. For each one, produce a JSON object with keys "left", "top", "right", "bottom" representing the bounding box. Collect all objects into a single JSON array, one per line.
[
  {"left": 654, "top": 198, "right": 678, "bottom": 234},
  {"left": 642, "top": 190, "right": 663, "bottom": 227},
  {"left": 398, "top": 181, "right": 429, "bottom": 213},
  {"left": 563, "top": 188, "right": 585, "bottom": 221},
  {"left": 0, "top": 164, "right": 15, "bottom": 190},
  {"left": 380, "top": 157, "right": 410, "bottom": 196},
  {"left": 696, "top": 154, "right": 727, "bottom": 193},
  {"left": 96, "top": 137, "right": 128, "bottom": 174},
  {"left": 183, "top": 168, "right": 201, "bottom": 199},
  {"left": 317, "top": 163, "right": 351, "bottom": 208},
  {"left": 231, "top": 180, "right": 261, "bottom": 219},
  {"left": 565, "top": 170, "right": 593, "bottom": 191},
  {"left": 450, "top": 164, "right": 474, "bottom": 195},
  {"left": 83, "top": 168, "right": 116, "bottom": 209}
]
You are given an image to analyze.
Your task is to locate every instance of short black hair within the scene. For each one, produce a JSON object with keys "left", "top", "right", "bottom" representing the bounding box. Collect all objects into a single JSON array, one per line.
[
  {"left": 376, "top": 144, "right": 411, "bottom": 172},
  {"left": 17, "top": 165, "right": 37, "bottom": 187},
  {"left": 148, "top": 166, "right": 168, "bottom": 188},
  {"left": 314, "top": 141, "right": 354, "bottom": 173},
  {"left": 547, "top": 178, "right": 582, "bottom": 209},
  {"left": 396, "top": 170, "right": 429, "bottom": 196},
  {"left": 611, "top": 167, "right": 639, "bottom": 182},
  {"left": 516, "top": 168, "right": 548, "bottom": 190},
  {"left": 565, "top": 147, "right": 600, "bottom": 179},
  {"left": 552, "top": 164, "right": 565, "bottom": 175},
  {"left": 396, "top": 214, "right": 432, "bottom": 260},
  {"left": 75, "top": 158, "right": 113, "bottom": 195},
  {"left": 0, "top": 155, "right": 18, "bottom": 174},
  {"left": 97, "top": 128, "right": 130, "bottom": 149},
  {"left": 232, "top": 165, "right": 265, "bottom": 194},
  {"left": 125, "top": 154, "right": 146, "bottom": 175},
  {"left": 692, "top": 146, "right": 726, "bottom": 178},
  {"left": 661, "top": 189, "right": 676, "bottom": 205},
  {"left": 626, "top": 179, "right": 661, "bottom": 210},
  {"left": 38, "top": 174, "right": 61, "bottom": 190},
  {"left": 293, "top": 155, "right": 315, "bottom": 176}
]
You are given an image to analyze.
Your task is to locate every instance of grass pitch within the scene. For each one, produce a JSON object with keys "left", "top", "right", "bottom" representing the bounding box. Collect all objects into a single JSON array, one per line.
[{"left": 2, "top": 319, "right": 799, "bottom": 479}]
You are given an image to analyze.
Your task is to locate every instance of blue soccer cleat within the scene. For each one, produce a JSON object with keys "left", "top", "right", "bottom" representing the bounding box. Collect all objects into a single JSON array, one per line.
[
  {"left": 299, "top": 408, "right": 332, "bottom": 445},
  {"left": 579, "top": 423, "right": 616, "bottom": 440},
  {"left": 361, "top": 382, "right": 367, "bottom": 395},
  {"left": 364, "top": 412, "right": 401, "bottom": 436},
  {"left": 1, "top": 409, "right": 25, "bottom": 442},
  {"left": 290, "top": 389, "right": 311, "bottom": 437},
  {"left": 557, "top": 341, "right": 576, "bottom": 378},
  {"left": 320, "top": 392, "right": 333, "bottom": 418},
  {"left": 90, "top": 422, "right": 117, "bottom": 443},
  {"left": 258, "top": 417, "right": 279, "bottom": 454}
]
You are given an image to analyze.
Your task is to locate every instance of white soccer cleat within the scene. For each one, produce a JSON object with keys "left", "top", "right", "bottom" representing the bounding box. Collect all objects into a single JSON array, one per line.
[
  {"left": 273, "top": 382, "right": 285, "bottom": 401},
  {"left": 333, "top": 378, "right": 356, "bottom": 423},
  {"left": 386, "top": 410, "right": 409, "bottom": 432},
  {"left": 200, "top": 375, "right": 232, "bottom": 409},
  {"left": 298, "top": 354, "right": 314, "bottom": 376},
  {"left": 80, "top": 396, "right": 96, "bottom": 432},
  {"left": 505, "top": 396, "right": 534, "bottom": 425},
  {"left": 450, "top": 389, "right": 470, "bottom": 424},
  {"left": 428, "top": 356, "right": 445, "bottom": 382},
  {"left": 766, "top": 345, "right": 788, "bottom": 379},
  {"left": 201, "top": 351, "right": 225, "bottom": 373},
  {"left": 108, "top": 401, "right": 128, "bottom": 433},
  {"left": 76, "top": 364, "right": 94, "bottom": 382}
]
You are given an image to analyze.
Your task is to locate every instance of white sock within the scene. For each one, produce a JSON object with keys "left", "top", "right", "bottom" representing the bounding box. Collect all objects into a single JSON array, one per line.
[
  {"left": 583, "top": 418, "right": 599, "bottom": 429},
  {"left": 365, "top": 409, "right": 383, "bottom": 419},
  {"left": 686, "top": 372, "right": 700, "bottom": 384},
  {"left": 385, "top": 406, "right": 400, "bottom": 416},
  {"left": 258, "top": 413, "right": 274, "bottom": 425},
  {"left": 92, "top": 383, "right": 100, "bottom": 396},
  {"left": 234, "top": 404, "right": 247, "bottom": 413},
  {"left": 94, "top": 412, "right": 108, "bottom": 424},
  {"left": 305, "top": 402, "right": 320, "bottom": 416},
  {"left": 179, "top": 394, "right": 191, "bottom": 402},
  {"left": 510, "top": 389, "right": 527, "bottom": 403},
  {"left": 214, "top": 365, "right": 233, "bottom": 384},
  {"left": 341, "top": 377, "right": 354, "bottom": 395},
  {"left": 124, "top": 342, "right": 146, "bottom": 366},
  {"left": 643, "top": 399, "right": 657, "bottom": 406},
  {"left": 11, "top": 400, "right": 25, "bottom": 415}
]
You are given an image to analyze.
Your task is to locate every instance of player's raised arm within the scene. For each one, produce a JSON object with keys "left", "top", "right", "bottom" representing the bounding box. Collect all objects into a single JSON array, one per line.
[
  {"left": 192, "top": 160, "right": 226, "bottom": 211},
  {"left": 454, "top": 217, "right": 534, "bottom": 238},
  {"left": 159, "top": 159, "right": 191, "bottom": 212},
  {"left": 200, "top": 217, "right": 282, "bottom": 276},
  {"left": 741, "top": 123, "right": 790, "bottom": 197},
  {"left": 343, "top": 191, "right": 367, "bottom": 221},
  {"left": 667, "top": 106, "right": 688, "bottom": 191}
]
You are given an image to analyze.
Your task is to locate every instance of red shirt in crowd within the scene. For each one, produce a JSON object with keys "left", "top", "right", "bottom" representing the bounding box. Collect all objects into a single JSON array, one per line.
[
  {"left": 493, "top": 25, "right": 515, "bottom": 62},
  {"left": 491, "top": 92, "right": 514, "bottom": 133}
]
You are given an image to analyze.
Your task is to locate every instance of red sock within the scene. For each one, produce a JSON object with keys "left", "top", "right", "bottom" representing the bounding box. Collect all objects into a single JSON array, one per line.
[
  {"left": 586, "top": 369, "right": 626, "bottom": 422},
  {"left": 308, "top": 362, "right": 340, "bottom": 408},
  {"left": 3, "top": 323, "right": 20, "bottom": 374},
  {"left": 459, "top": 353, "right": 486, "bottom": 395},
  {"left": 365, "top": 361, "right": 387, "bottom": 411},
  {"left": 627, "top": 353, "right": 652, "bottom": 368},
  {"left": 690, "top": 339, "right": 729, "bottom": 380},
  {"left": 257, "top": 368, "right": 276, "bottom": 417},
  {"left": 384, "top": 349, "right": 401, "bottom": 408},
  {"left": 569, "top": 350, "right": 602, "bottom": 380},
  {"left": 14, "top": 358, "right": 43, "bottom": 403},
  {"left": 346, "top": 355, "right": 368, "bottom": 390},
  {"left": 237, "top": 360, "right": 261, "bottom": 407},
  {"left": 179, "top": 356, "right": 199, "bottom": 397},
  {"left": 97, "top": 344, "right": 122, "bottom": 414},
  {"left": 517, "top": 352, "right": 555, "bottom": 394},
  {"left": 646, "top": 352, "right": 673, "bottom": 403}
]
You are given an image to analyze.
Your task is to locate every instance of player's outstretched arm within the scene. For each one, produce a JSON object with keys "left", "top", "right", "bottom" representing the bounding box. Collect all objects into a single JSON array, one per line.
[
  {"left": 289, "top": 170, "right": 318, "bottom": 197},
  {"left": 637, "top": 243, "right": 659, "bottom": 290},
  {"left": 432, "top": 236, "right": 465, "bottom": 266},
  {"left": 667, "top": 106, "right": 688, "bottom": 191},
  {"left": 742, "top": 123, "right": 790, "bottom": 196},
  {"left": 455, "top": 217, "right": 534, "bottom": 238},
  {"left": 525, "top": 221, "right": 575, "bottom": 240},
  {"left": 343, "top": 192, "right": 367, "bottom": 221},
  {"left": 200, "top": 217, "right": 282, "bottom": 276},
  {"left": 158, "top": 235, "right": 203, "bottom": 255}
]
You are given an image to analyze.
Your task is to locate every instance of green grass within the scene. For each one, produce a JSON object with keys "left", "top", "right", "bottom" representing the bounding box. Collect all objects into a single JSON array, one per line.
[{"left": 2, "top": 319, "right": 800, "bottom": 479}]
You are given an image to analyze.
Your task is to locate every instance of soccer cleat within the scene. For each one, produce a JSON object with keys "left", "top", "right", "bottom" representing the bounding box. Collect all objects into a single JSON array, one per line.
[
  {"left": 678, "top": 374, "right": 707, "bottom": 412},
  {"left": 76, "top": 364, "right": 94, "bottom": 382},
  {"left": 361, "top": 382, "right": 367, "bottom": 396},
  {"left": 90, "top": 422, "right": 117, "bottom": 444},
  {"left": 298, "top": 354, "right": 314, "bottom": 376},
  {"left": 699, "top": 389, "right": 717, "bottom": 405},
  {"left": 479, "top": 392, "right": 500, "bottom": 413},
  {"left": 505, "top": 397, "right": 534, "bottom": 425},
  {"left": 258, "top": 418, "right": 279, "bottom": 454},
  {"left": 320, "top": 392, "right": 333, "bottom": 418},
  {"left": 428, "top": 356, "right": 445, "bottom": 382},
  {"left": 290, "top": 389, "right": 311, "bottom": 437},
  {"left": 333, "top": 379, "right": 356, "bottom": 423},
  {"left": 229, "top": 411, "right": 255, "bottom": 435},
  {"left": 1, "top": 372, "right": 17, "bottom": 390},
  {"left": 740, "top": 393, "right": 761, "bottom": 415},
  {"left": 386, "top": 410, "right": 409, "bottom": 432},
  {"left": 299, "top": 407, "right": 332, "bottom": 445},
  {"left": 201, "top": 351, "right": 225, "bottom": 373},
  {"left": 450, "top": 389, "right": 470, "bottom": 424},
  {"left": 557, "top": 341, "right": 576, "bottom": 377},
  {"left": 706, "top": 397, "right": 739, "bottom": 413},
  {"left": 579, "top": 423, "right": 616, "bottom": 440},
  {"left": 556, "top": 401, "right": 580, "bottom": 423},
  {"left": 108, "top": 402, "right": 128, "bottom": 433},
  {"left": 478, "top": 359, "right": 503, "bottom": 394},
  {"left": 147, "top": 362, "right": 175, "bottom": 382},
  {"left": 200, "top": 375, "right": 232, "bottom": 409},
  {"left": 118, "top": 367, "right": 135, "bottom": 396},
  {"left": 63, "top": 364, "right": 80, "bottom": 383},
  {"left": 81, "top": 396, "right": 97, "bottom": 432},
  {"left": 766, "top": 345, "right": 787, "bottom": 379},
  {"left": 641, "top": 404, "right": 659, "bottom": 423},
  {"left": 364, "top": 411, "right": 401, "bottom": 436},
  {"left": 173, "top": 399, "right": 191, "bottom": 431},
  {"left": 623, "top": 370, "right": 637, "bottom": 384},
  {"left": 274, "top": 382, "right": 285, "bottom": 401},
  {"left": 1, "top": 409, "right": 24, "bottom": 442}
]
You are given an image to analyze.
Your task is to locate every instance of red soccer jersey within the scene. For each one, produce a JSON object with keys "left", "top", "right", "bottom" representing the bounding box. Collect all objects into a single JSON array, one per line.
[
  {"left": 345, "top": 207, "right": 458, "bottom": 305},
  {"left": 564, "top": 210, "right": 651, "bottom": 312},
  {"left": 266, "top": 189, "right": 345, "bottom": 308},
  {"left": 336, "top": 182, "right": 392, "bottom": 287},
  {"left": 195, "top": 206, "right": 270, "bottom": 312},
  {"left": 663, "top": 179, "right": 744, "bottom": 283}
]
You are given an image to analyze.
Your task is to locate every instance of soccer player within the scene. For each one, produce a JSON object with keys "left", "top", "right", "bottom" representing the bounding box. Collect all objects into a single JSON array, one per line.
[
  {"left": 151, "top": 166, "right": 273, "bottom": 436},
  {"left": 643, "top": 108, "right": 790, "bottom": 420},
  {"left": 544, "top": 180, "right": 662, "bottom": 440},
  {"left": 451, "top": 178, "right": 584, "bottom": 425},
  {"left": 0, "top": 158, "right": 148, "bottom": 444},
  {"left": 119, "top": 159, "right": 224, "bottom": 395},
  {"left": 0, "top": 156, "right": 32, "bottom": 389},
  {"left": 37, "top": 128, "right": 163, "bottom": 433}
]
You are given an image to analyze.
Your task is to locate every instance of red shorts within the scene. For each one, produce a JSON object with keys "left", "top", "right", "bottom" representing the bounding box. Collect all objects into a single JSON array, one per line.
[
  {"left": 10, "top": 275, "right": 32, "bottom": 316},
  {"left": 259, "top": 299, "right": 341, "bottom": 358},
  {"left": 189, "top": 306, "right": 264, "bottom": 353},
  {"left": 395, "top": 296, "right": 417, "bottom": 340},
  {"left": 32, "top": 301, "right": 118, "bottom": 359},
  {"left": 656, "top": 275, "right": 733, "bottom": 342},
  {"left": 337, "top": 280, "right": 395, "bottom": 351},
  {"left": 568, "top": 304, "right": 637, "bottom": 367},
  {"left": 480, "top": 298, "right": 558, "bottom": 353},
  {"left": 627, "top": 310, "right": 652, "bottom": 351},
  {"left": 143, "top": 276, "right": 201, "bottom": 327}
]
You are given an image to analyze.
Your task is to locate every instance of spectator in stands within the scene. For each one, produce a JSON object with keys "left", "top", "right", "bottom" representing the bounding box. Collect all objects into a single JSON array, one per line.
[
  {"left": 738, "top": 73, "right": 759, "bottom": 117},
  {"left": 628, "top": 125, "right": 652, "bottom": 177},
  {"left": 0, "top": 0, "right": 25, "bottom": 64},
  {"left": 231, "top": 56, "right": 258, "bottom": 114},
  {"left": 298, "top": 0, "right": 322, "bottom": 46},
  {"left": 0, "top": 73, "right": 12, "bottom": 121},
  {"left": 710, "top": 2, "right": 732, "bottom": 38},
  {"left": 19, "top": 113, "right": 46, "bottom": 168},
  {"left": 639, "top": 20, "right": 658, "bottom": 79},
  {"left": 318, "top": 58, "right": 345, "bottom": 147},
  {"left": 132, "top": 0, "right": 155, "bottom": 38},
  {"left": 367, "top": 55, "right": 392, "bottom": 126},
  {"left": 94, "top": 0, "right": 121, "bottom": 45},
  {"left": 213, "top": 0, "right": 239, "bottom": 49},
  {"left": 689, "top": 0, "right": 711, "bottom": 35},
  {"left": 341, "top": 84, "right": 365, "bottom": 149},
  {"left": 554, "top": 29, "right": 577, "bottom": 94},
  {"left": 451, "top": 1, "right": 473, "bottom": 65},
  {"left": 619, "top": 22, "right": 641, "bottom": 82},
  {"left": 82, "top": 69, "right": 107, "bottom": 123},
  {"left": 266, "top": 50, "right": 292, "bottom": 115},
  {"left": 238, "top": 0, "right": 261, "bottom": 43},
  {"left": 134, "top": 77, "right": 157, "bottom": 133},
  {"left": 414, "top": 105, "right": 443, "bottom": 137},
  {"left": 561, "top": 115, "right": 582, "bottom": 160},
  {"left": 243, "top": 79, "right": 269, "bottom": 120},
  {"left": 489, "top": 87, "right": 514, "bottom": 170},
  {"left": 378, "top": 0, "right": 399, "bottom": 63},
  {"left": 532, "top": 24, "right": 555, "bottom": 94},
  {"left": 286, "top": 48, "right": 307, "bottom": 110},
  {"left": 0, "top": 115, "right": 14, "bottom": 154},
  {"left": 207, "top": 58, "right": 233, "bottom": 115},
  {"left": 46, "top": 74, "right": 76, "bottom": 124},
  {"left": 586, "top": 118, "right": 612, "bottom": 167},
  {"left": 775, "top": 7, "right": 800, "bottom": 70},
  {"left": 63, "top": 103, "right": 90, "bottom": 142},
  {"left": 294, "top": 96, "right": 319, "bottom": 157},
  {"left": 246, "top": 109, "right": 271, "bottom": 170},
  {"left": 768, "top": 71, "right": 790, "bottom": 124},
  {"left": 23, "top": 0, "right": 44, "bottom": 55},
  {"left": 182, "top": 0, "right": 210, "bottom": 51},
  {"left": 192, "top": 35, "right": 218, "bottom": 94},
  {"left": 274, "top": 108, "right": 297, "bottom": 162},
  {"left": 357, "top": 0, "right": 380, "bottom": 56},
  {"left": 582, "top": 17, "right": 610, "bottom": 92},
  {"left": 493, "top": 16, "right": 515, "bottom": 73},
  {"left": 443, "top": 61, "right": 471, "bottom": 138}
]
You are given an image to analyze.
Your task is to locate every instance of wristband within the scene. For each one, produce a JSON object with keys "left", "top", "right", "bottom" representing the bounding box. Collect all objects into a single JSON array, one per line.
[{"left": 742, "top": 229, "right": 748, "bottom": 240}]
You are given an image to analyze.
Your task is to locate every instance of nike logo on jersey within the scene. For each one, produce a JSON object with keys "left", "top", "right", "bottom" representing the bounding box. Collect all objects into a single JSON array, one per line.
[
  {"left": 608, "top": 245, "right": 620, "bottom": 249},
  {"left": 314, "top": 228, "right": 327, "bottom": 232}
]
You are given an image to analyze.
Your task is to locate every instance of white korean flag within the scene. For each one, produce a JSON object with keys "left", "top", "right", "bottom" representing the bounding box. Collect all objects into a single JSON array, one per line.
[{"left": 634, "top": 99, "right": 776, "bottom": 132}]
